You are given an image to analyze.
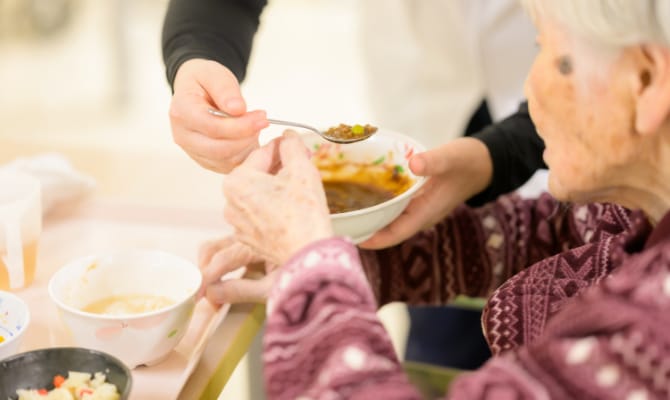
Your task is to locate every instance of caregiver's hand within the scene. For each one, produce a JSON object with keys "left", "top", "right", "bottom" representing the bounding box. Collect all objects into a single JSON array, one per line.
[
  {"left": 169, "top": 58, "right": 270, "bottom": 173},
  {"left": 361, "top": 137, "right": 493, "bottom": 249},
  {"left": 223, "top": 131, "right": 334, "bottom": 266}
]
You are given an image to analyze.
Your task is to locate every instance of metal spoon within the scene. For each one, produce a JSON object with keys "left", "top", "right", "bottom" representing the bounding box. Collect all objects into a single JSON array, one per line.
[{"left": 207, "top": 108, "right": 376, "bottom": 144}]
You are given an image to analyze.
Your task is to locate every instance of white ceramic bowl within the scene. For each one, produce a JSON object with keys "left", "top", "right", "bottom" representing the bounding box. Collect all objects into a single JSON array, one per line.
[
  {"left": 0, "top": 290, "right": 30, "bottom": 360},
  {"left": 48, "top": 249, "right": 202, "bottom": 368},
  {"left": 301, "top": 128, "right": 427, "bottom": 243}
]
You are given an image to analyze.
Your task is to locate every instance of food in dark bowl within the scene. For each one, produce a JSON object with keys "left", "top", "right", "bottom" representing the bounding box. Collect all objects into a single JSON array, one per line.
[{"left": 0, "top": 347, "right": 132, "bottom": 400}]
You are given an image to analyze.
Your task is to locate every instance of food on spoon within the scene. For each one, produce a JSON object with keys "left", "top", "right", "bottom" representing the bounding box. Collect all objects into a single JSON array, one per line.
[
  {"left": 17, "top": 371, "right": 120, "bottom": 400},
  {"left": 325, "top": 123, "right": 378, "bottom": 140}
]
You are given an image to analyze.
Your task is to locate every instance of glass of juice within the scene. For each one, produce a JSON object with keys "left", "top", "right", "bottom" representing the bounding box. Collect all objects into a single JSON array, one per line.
[{"left": 0, "top": 171, "right": 41, "bottom": 290}]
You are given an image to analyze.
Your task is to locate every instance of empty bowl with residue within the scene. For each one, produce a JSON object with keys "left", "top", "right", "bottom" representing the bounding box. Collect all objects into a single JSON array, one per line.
[{"left": 48, "top": 250, "right": 202, "bottom": 368}]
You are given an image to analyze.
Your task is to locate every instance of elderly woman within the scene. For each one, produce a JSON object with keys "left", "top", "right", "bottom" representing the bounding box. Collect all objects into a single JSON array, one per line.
[{"left": 203, "top": 1, "right": 670, "bottom": 398}]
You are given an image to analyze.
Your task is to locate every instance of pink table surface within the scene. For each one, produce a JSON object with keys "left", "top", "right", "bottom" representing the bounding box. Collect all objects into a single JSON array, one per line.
[{"left": 12, "top": 201, "right": 246, "bottom": 400}]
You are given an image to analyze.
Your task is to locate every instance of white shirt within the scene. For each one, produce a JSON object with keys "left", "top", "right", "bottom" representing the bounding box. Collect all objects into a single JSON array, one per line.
[{"left": 359, "top": 0, "right": 538, "bottom": 148}]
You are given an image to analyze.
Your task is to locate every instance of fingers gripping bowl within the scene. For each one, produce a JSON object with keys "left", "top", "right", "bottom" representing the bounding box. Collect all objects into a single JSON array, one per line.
[
  {"left": 300, "top": 128, "right": 427, "bottom": 243},
  {"left": 48, "top": 250, "right": 202, "bottom": 368}
]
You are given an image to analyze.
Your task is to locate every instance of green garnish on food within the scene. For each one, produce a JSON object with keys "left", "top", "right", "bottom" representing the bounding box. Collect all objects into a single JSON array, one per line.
[
  {"left": 351, "top": 124, "right": 365, "bottom": 135},
  {"left": 372, "top": 156, "right": 386, "bottom": 165},
  {"left": 394, "top": 165, "right": 404, "bottom": 173},
  {"left": 324, "top": 123, "right": 378, "bottom": 140}
]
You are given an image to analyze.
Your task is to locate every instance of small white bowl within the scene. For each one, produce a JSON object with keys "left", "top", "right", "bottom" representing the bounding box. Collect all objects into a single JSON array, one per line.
[
  {"left": 48, "top": 249, "right": 202, "bottom": 368},
  {"left": 301, "top": 128, "right": 427, "bottom": 243},
  {"left": 0, "top": 290, "right": 30, "bottom": 360}
]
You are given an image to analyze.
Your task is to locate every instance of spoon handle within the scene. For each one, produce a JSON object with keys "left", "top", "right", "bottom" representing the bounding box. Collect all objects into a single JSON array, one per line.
[
  {"left": 207, "top": 108, "right": 321, "bottom": 135},
  {"left": 207, "top": 108, "right": 231, "bottom": 118},
  {"left": 265, "top": 118, "right": 321, "bottom": 135}
]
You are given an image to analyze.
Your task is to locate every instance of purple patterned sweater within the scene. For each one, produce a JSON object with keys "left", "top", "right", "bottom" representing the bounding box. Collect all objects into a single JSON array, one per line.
[{"left": 263, "top": 193, "right": 670, "bottom": 399}]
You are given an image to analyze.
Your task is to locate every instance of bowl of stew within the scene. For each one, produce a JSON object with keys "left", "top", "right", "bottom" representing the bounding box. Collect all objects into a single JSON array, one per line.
[{"left": 302, "top": 128, "right": 427, "bottom": 243}]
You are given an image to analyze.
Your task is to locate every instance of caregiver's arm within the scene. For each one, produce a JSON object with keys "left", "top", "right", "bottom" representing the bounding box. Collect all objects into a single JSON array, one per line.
[
  {"left": 162, "top": 0, "right": 267, "bottom": 87},
  {"left": 161, "top": 0, "right": 270, "bottom": 173},
  {"left": 362, "top": 102, "right": 546, "bottom": 249},
  {"left": 468, "top": 101, "right": 546, "bottom": 206}
]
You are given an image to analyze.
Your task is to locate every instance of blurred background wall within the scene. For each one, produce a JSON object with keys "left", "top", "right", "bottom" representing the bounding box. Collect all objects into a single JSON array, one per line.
[{"left": 0, "top": 0, "right": 170, "bottom": 143}]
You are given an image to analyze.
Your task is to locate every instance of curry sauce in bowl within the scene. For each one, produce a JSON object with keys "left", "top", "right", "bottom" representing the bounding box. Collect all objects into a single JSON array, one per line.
[
  {"left": 301, "top": 128, "right": 426, "bottom": 242},
  {"left": 318, "top": 162, "right": 415, "bottom": 214}
]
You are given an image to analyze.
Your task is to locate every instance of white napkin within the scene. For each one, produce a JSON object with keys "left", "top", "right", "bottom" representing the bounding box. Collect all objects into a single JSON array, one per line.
[{"left": 0, "top": 153, "right": 96, "bottom": 216}]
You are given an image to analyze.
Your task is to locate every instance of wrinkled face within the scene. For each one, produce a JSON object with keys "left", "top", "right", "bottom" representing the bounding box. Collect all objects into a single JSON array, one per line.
[{"left": 525, "top": 19, "right": 639, "bottom": 203}]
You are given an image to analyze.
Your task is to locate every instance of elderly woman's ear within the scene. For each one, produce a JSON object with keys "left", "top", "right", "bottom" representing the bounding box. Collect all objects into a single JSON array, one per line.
[{"left": 632, "top": 44, "right": 670, "bottom": 135}]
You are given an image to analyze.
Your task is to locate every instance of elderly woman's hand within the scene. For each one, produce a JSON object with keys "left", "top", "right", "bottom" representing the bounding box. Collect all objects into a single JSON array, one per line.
[
  {"left": 223, "top": 131, "right": 334, "bottom": 267},
  {"left": 198, "top": 236, "right": 278, "bottom": 304}
]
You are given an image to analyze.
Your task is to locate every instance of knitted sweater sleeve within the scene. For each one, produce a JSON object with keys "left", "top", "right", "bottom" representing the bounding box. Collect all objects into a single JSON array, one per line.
[
  {"left": 264, "top": 235, "right": 670, "bottom": 400},
  {"left": 449, "top": 243, "right": 670, "bottom": 399},
  {"left": 358, "top": 193, "right": 626, "bottom": 306},
  {"left": 264, "top": 237, "right": 422, "bottom": 400}
]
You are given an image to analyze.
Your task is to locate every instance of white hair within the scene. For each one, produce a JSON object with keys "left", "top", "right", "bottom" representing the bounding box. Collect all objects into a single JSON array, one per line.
[{"left": 521, "top": 0, "right": 670, "bottom": 50}]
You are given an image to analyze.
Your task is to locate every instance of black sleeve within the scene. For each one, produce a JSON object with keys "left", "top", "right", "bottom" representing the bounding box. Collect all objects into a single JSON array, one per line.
[
  {"left": 467, "top": 102, "right": 547, "bottom": 206},
  {"left": 161, "top": 0, "right": 268, "bottom": 89}
]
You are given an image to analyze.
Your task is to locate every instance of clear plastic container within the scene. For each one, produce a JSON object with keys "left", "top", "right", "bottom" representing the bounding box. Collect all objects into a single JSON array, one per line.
[{"left": 0, "top": 171, "right": 41, "bottom": 290}]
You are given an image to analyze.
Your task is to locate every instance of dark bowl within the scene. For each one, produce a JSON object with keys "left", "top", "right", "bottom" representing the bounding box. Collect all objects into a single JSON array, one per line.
[{"left": 0, "top": 347, "right": 132, "bottom": 399}]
